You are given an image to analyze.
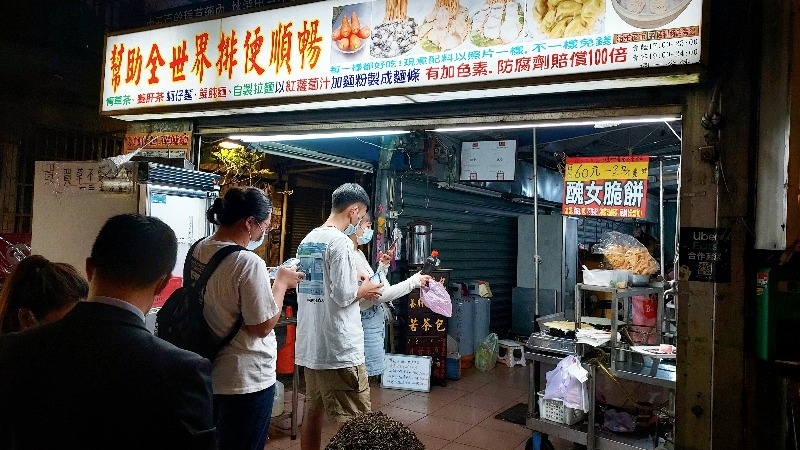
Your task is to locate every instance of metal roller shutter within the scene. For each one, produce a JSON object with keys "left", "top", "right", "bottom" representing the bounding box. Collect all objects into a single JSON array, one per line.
[
  {"left": 287, "top": 187, "right": 331, "bottom": 259},
  {"left": 394, "top": 178, "right": 533, "bottom": 337}
]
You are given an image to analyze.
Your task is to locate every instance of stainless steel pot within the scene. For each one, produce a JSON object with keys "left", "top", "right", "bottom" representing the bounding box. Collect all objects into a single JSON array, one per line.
[{"left": 406, "top": 221, "right": 432, "bottom": 266}]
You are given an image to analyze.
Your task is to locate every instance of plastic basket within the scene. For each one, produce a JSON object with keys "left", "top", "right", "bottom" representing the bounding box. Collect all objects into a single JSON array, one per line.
[{"left": 537, "top": 391, "right": 585, "bottom": 425}]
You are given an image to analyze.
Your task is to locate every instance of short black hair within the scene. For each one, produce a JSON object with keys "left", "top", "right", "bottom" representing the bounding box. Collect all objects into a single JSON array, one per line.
[
  {"left": 331, "top": 183, "right": 369, "bottom": 213},
  {"left": 207, "top": 187, "right": 272, "bottom": 226},
  {"left": 90, "top": 214, "right": 177, "bottom": 287}
]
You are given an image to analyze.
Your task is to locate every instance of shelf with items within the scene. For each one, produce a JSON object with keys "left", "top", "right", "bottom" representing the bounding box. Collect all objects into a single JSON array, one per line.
[
  {"left": 575, "top": 283, "right": 666, "bottom": 379},
  {"left": 524, "top": 348, "right": 674, "bottom": 450}
]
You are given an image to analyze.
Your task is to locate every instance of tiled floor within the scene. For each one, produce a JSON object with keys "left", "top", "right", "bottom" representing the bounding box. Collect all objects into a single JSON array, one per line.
[{"left": 266, "top": 362, "right": 571, "bottom": 450}]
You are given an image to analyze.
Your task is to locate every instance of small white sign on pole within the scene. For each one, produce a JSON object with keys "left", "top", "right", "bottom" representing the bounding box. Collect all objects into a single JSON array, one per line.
[{"left": 381, "top": 353, "right": 432, "bottom": 393}]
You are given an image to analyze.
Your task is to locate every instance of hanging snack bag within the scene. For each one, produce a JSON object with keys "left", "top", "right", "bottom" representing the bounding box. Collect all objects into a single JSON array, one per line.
[{"left": 592, "top": 231, "right": 659, "bottom": 275}]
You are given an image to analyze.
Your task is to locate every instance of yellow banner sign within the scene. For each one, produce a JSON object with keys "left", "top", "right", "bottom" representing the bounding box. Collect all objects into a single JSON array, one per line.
[{"left": 562, "top": 156, "right": 649, "bottom": 219}]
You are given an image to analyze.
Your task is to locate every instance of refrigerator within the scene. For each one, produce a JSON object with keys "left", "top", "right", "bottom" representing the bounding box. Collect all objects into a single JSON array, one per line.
[{"left": 31, "top": 160, "right": 219, "bottom": 310}]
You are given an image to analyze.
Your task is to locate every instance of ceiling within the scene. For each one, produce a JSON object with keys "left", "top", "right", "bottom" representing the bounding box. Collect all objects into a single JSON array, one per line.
[
  {"left": 215, "top": 120, "right": 681, "bottom": 169},
  {"left": 203, "top": 118, "right": 682, "bottom": 199}
]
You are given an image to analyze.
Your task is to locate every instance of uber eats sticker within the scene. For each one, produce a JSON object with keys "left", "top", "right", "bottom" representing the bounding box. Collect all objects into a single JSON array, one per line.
[{"left": 678, "top": 227, "right": 731, "bottom": 283}]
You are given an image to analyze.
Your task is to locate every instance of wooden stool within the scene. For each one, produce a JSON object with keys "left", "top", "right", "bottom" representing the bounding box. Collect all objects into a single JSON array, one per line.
[{"left": 497, "top": 339, "right": 526, "bottom": 368}]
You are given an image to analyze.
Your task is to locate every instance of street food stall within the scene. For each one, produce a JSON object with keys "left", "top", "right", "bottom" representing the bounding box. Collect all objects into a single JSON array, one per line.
[
  {"left": 91, "top": 0, "right": 733, "bottom": 443},
  {"left": 521, "top": 149, "right": 681, "bottom": 450}
]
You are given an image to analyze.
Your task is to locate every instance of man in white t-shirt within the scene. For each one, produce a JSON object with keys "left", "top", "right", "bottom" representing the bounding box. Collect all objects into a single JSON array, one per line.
[{"left": 296, "top": 183, "right": 383, "bottom": 450}]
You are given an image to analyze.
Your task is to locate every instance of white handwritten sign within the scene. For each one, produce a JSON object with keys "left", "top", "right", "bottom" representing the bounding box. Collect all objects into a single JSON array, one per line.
[
  {"left": 38, "top": 161, "right": 103, "bottom": 195},
  {"left": 381, "top": 353, "right": 432, "bottom": 393}
]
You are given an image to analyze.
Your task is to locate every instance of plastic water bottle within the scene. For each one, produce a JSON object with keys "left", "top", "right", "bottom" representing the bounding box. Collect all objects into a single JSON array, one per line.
[
  {"left": 272, "top": 380, "right": 285, "bottom": 417},
  {"left": 422, "top": 250, "right": 440, "bottom": 275}
]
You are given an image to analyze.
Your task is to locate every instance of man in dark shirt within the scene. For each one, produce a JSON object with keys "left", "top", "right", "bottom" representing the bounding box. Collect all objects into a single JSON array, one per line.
[{"left": 0, "top": 214, "right": 216, "bottom": 449}]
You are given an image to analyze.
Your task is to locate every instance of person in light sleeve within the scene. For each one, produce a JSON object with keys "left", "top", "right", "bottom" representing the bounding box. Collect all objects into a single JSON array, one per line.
[
  {"left": 295, "top": 183, "right": 384, "bottom": 450},
  {"left": 349, "top": 213, "right": 431, "bottom": 380}
]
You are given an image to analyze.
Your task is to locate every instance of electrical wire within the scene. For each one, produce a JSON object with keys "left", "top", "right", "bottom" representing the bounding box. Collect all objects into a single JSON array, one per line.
[
  {"left": 717, "top": 159, "right": 755, "bottom": 237},
  {"left": 664, "top": 121, "right": 682, "bottom": 142},
  {"left": 589, "top": 350, "right": 675, "bottom": 419},
  {"left": 355, "top": 137, "right": 388, "bottom": 150}
]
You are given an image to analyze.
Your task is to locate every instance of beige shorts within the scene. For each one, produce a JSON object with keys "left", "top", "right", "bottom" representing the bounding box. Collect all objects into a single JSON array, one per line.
[{"left": 304, "top": 364, "right": 371, "bottom": 422}]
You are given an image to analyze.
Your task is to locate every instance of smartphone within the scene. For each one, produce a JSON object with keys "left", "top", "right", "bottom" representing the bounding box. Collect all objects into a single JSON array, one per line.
[
  {"left": 369, "top": 272, "right": 384, "bottom": 284},
  {"left": 269, "top": 258, "right": 303, "bottom": 279}
]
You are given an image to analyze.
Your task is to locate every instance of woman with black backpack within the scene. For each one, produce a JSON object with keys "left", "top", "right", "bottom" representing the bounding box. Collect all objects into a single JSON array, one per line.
[{"left": 193, "top": 187, "right": 303, "bottom": 450}]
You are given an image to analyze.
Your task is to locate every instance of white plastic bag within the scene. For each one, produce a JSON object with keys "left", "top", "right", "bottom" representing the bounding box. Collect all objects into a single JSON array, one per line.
[{"left": 544, "top": 355, "right": 589, "bottom": 413}]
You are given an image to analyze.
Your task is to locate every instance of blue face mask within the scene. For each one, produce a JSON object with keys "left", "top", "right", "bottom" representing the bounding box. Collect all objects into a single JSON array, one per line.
[
  {"left": 343, "top": 224, "right": 358, "bottom": 236},
  {"left": 357, "top": 228, "right": 374, "bottom": 245},
  {"left": 247, "top": 222, "right": 267, "bottom": 251},
  {"left": 344, "top": 211, "right": 365, "bottom": 236}
]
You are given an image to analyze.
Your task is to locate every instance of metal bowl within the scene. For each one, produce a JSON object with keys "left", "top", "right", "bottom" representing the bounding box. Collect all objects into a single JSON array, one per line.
[{"left": 629, "top": 274, "right": 651, "bottom": 286}]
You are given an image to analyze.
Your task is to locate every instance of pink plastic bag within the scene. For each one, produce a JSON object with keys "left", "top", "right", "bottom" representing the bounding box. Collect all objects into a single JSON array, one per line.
[{"left": 420, "top": 279, "right": 452, "bottom": 317}]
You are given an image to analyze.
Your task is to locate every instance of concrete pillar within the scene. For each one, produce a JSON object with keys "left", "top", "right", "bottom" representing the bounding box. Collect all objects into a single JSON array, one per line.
[{"left": 675, "top": 0, "right": 757, "bottom": 448}]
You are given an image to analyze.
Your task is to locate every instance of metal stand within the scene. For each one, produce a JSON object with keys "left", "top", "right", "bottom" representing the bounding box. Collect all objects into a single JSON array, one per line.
[
  {"left": 526, "top": 283, "right": 675, "bottom": 450},
  {"left": 525, "top": 348, "right": 675, "bottom": 450},
  {"left": 276, "top": 315, "right": 300, "bottom": 439},
  {"left": 575, "top": 283, "right": 665, "bottom": 368}
]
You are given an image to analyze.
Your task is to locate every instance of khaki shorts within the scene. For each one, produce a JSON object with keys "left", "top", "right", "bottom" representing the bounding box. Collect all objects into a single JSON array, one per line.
[{"left": 304, "top": 364, "right": 371, "bottom": 422}]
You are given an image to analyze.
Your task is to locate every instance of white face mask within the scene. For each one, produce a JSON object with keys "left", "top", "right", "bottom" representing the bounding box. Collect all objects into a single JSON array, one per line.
[{"left": 247, "top": 221, "right": 267, "bottom": 251}]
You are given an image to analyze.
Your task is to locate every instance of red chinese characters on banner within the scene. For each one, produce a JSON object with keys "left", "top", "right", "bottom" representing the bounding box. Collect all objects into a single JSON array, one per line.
[
  {"left": 126, "top": 47, "right": 143, "bottom": 85},
  {"left": 216, "top": 30, "right": 239, "bottom": 79},
  {"left": 562, "top": 156, "right": 649, "bottom": 219},
  {"left": 298, "top": 19, "right": 322, "bottom": 70},
  {"left": 243, "top": 27, "right": 265, "bottom": 75},
  {"left": 170, "top": 40, "right": 188, "bottom": 82},
  {"left": 192, "top": 33, "right": 213, "bottom": 84},
  {"left": 109, "top": 44, "right": 124, "bottom": 93},
  {"left": 146, "top": 44, "right": 165, "bottom": 84},
  {"left": 270, "top": 21, "right": 293, "bottom": 75}
]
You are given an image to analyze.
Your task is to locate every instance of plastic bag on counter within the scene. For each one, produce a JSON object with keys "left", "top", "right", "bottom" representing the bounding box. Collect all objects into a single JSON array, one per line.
[
  {"left": 544, "top": 355, "right": 589, "bottom": 412},
  {"left": 603, "top": 408, "right": 637, "bottom": 433},
  {"left": 592, "top": 231, "right": 659, "bottom": 275},
  {"left": 420, "top": 279, "right": 452, "bottom": 317},
  {"left": 474, "top": 333, "right": 499, "bottom": 371}
]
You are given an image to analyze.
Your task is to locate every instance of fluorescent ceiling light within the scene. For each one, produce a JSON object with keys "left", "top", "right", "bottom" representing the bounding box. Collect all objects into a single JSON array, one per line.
[
  {"left": 230, "top": 130, "right": 410, "bottom": 142},
  {"left": 251, "top": 142, "right": 374, "bottom": 173},
  {"left": 437, "top": 182, "right": 502, "bottom": 198},
  {"left": 430, "top": 116, "right": 681, "bottom": 133},
  {"left": 217, "top": 140, "right": 243, "bottom": 149}
]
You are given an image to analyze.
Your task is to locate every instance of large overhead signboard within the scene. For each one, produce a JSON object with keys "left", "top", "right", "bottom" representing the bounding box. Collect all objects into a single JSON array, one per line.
[{"left": 101, "top": 0, "right": 703, "bottom": 115}]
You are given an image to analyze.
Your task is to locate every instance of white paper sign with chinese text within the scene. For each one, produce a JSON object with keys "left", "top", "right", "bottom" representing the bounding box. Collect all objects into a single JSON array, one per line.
[
  {"left": 381, "top": 353, "right": 432, "bottom": 392},
  {"left": 460, "top": 140, "right": 517, "bottom": 181}
]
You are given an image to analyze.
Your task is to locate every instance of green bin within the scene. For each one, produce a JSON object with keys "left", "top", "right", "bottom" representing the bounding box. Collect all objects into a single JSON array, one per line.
[{"left": 756, "top": 267, "right": 800, "bottom": 363}]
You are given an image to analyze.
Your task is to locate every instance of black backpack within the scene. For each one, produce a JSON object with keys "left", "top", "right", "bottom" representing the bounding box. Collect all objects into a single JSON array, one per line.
[{"left": 156, "top": 238, "right": 246, "bottom": 360}]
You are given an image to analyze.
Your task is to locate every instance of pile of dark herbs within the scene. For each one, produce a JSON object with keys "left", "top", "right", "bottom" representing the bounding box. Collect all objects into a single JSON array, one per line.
[{"left": 324, "top": 411, "right": 425, "bottom": 450}]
